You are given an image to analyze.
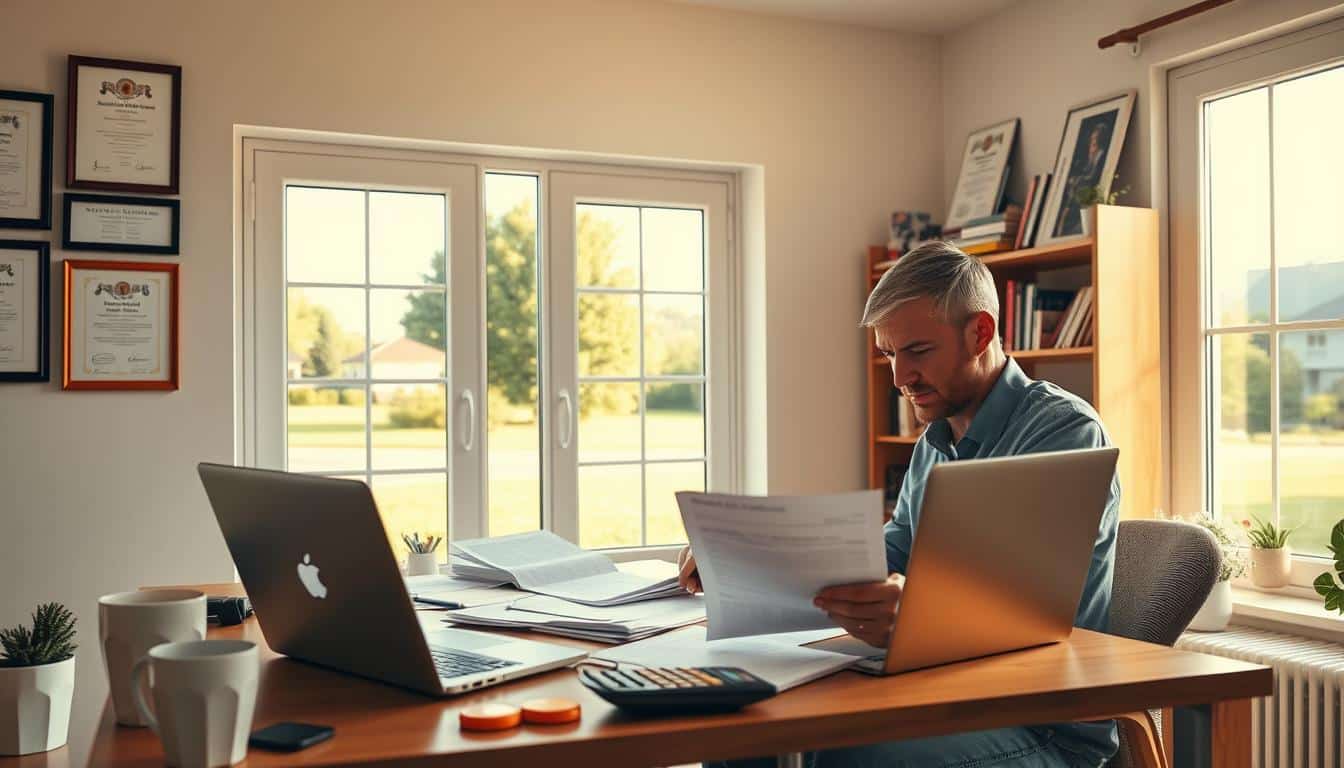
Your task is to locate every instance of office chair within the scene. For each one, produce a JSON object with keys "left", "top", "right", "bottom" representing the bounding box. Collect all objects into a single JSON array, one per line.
[{"left": 1098, "top": 519, "right": 1221, "bottom": 768}]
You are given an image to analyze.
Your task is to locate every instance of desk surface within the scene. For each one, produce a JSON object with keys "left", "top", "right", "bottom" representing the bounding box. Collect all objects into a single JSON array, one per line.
[{"left": 75, "top": 583, "right": 1270, "bottom": 768}]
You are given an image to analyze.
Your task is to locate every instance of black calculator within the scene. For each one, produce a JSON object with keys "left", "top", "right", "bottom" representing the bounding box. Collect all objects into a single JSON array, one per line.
[{"left": 578, "top": 665, "right": 777, "bottom": 714}]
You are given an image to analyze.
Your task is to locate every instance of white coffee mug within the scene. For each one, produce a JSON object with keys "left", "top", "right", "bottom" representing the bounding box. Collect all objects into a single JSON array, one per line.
[
  {"left": 131, "top": 640, "right": 259, "bottom": 768},
  {"left": 99, "top": 589, "right": 207, "bottom": 726}
]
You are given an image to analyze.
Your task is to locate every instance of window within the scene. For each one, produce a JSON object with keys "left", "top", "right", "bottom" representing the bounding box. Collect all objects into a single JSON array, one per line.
[
  {"left": 241, "top": 140, "right": 737, "bottom": 557},
  {"left": 1170, "top": 20, "right": 1344, "bottom": 581}
]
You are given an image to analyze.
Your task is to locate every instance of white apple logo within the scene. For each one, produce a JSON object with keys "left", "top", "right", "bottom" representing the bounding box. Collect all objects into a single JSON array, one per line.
[{"left": 297, "top": 553, "right": 327, "bottom": 599}]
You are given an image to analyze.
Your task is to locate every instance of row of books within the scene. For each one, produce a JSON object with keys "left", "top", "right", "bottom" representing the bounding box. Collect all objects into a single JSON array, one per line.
[
  {"left": 1002, "top": 282, "right": 1094, "bottom": 351},
  {"left": 1016, "top": 172, "right": 1054, "bottom": 251},
  {"left": 946, "top": 204, "right": 1021, "bottom": 255}
]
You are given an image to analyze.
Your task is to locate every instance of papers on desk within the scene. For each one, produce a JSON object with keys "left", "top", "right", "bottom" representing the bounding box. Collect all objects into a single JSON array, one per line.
[
  {"left": 442, "top": 593, "right": 705, "bottom": 643},
  {"left": 403, "top": 574, "right": 512, "bottom": 609},
  {"left": 450, "top": 531, "right": 683, "bottom": 606},
  {"left": 677, "top": 490, "right": 888, "bottom": 640},
  {"left": 591, "top": 626, "right": 856, "bottom": 691}
]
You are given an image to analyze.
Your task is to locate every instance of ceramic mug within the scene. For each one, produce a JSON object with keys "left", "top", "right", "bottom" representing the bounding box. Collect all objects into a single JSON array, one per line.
[
  {"left": 99, "top": 589, "right": 207, "bottom": 726},
  {"left": 131, "top": 640, "right": 259, "bottom": 768}
]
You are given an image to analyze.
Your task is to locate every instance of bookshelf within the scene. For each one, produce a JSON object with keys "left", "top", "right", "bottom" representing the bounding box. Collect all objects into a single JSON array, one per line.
[{"left": 866, "top": 205, "right": 1161, "bottom": 521}]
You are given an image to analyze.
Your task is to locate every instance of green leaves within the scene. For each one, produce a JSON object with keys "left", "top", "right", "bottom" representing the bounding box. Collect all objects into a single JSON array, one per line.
[
  {"left": 1245, "top": 514, "right": 1296, "bottom": 549},
  {"left": 0, "top": 603, "right": 77, "bottom": 667},
  {"left": 1316, "top": 520, "right": 1344, "bottom": 616}
]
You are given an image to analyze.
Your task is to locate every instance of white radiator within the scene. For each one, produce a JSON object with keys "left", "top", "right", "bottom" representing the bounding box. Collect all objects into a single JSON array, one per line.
[{"left": 1178, "top": 627, "right": 1344, "bottom": 768}]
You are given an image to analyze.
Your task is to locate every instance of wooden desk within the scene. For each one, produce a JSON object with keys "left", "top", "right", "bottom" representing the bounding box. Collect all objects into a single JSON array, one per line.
[{"left": 74, "top": 584, "right": 1269, "bottom": 768}]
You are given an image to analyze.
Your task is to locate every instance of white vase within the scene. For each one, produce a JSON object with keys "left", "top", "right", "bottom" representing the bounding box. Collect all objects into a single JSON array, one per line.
[
  {"left": 0, "top": 655, "right": 75, "bottom": 755},
  {"left": 1188, "top": 580, "right": 1233, "bottom": 632},
  {"left": 406, "top": 552, "right": 440, "bottom": 576},
  {"left": 1080, "top": 205, "right": 1097, "bottom": 236},
  {"left": 1250, "top": 546, "right": 1292, "bottom": 588}
]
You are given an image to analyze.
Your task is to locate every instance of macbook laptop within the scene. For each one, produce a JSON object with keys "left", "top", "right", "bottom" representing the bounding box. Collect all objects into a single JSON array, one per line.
[
  {"left": 197, "top": 463, "right": 586, "bottom": 696},
  {"left": 811, "top": 447, "right": 1118, "bottom": 674}
]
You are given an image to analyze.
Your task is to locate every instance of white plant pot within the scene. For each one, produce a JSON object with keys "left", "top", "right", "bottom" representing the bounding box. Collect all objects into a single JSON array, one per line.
[
  {"left": 1250, "top": 546, "right": 1292, "bottom": 588},
  {"left": 0, "top": 655, "right": 75, "bottom": 756},
  {"left": 1188, "top": 580, "right": 1233, "bottom": 632},
  {"left": 1080, "top": 205, "right": 1097, "bottom": 236},
  {"left": 406, "top": 552, "right": 440, "bottom": 577}
]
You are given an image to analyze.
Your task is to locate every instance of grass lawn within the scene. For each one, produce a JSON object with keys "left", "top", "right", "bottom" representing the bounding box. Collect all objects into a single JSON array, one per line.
[
  {"left": 1214, "top": 430, "right": 1344, "bottom": 558},
  {"left": 286, "top": 402, "right": 703, "bottom": 554}
]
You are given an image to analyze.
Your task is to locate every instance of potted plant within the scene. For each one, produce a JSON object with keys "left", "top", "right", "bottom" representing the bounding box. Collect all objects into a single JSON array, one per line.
[
  {"left": 0, "top": 603, "right": 77, "bottom": 755},
  {"left": 1313, "top": 519, "right": 1344, "bottom": 614},
  {"left": 1242, "top": 515, "right": 1296, "bottom": 588},
  {"left": 1189, "top": 515, "right": 1247, "bottom": 632},
  {"left": 1071, "top": 177, "right": 1130, "bottom": 236}
]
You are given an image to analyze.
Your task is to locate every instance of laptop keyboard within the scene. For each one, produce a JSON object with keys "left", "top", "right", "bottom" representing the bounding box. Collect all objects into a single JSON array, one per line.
[{"left": 429, "top": 647, "right": 520, "bottom": 680}]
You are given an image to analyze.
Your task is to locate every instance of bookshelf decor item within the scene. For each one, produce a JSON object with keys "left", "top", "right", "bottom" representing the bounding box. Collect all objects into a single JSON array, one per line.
[
  {"left": 1036, "top": 90, "right": 1135, "bottom": 246},
  {"left": 944, "top": 117, "right": 1018, "bottom": 231}
]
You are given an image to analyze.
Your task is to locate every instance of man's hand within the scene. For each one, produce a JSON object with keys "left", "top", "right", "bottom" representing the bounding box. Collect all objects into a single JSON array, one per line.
[
  {"left": 814, "top": 573, "right": 905, "bottom": 648},
  {"left": 676, "top": 545, "right": 701, "bottom": 594}
]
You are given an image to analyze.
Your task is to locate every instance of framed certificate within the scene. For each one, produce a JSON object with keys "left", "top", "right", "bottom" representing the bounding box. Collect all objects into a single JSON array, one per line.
[
  {"left": 63, "top": 259, "right": 179, "bottom": 391},
  {"left": 944, "top": 118, "right": 1018, "bottom": 231},
  {"left": 62, "top": 193, "right": 179, "bottom": 254},
  {"left": 66, "top": 56, "right": 181, "bottom": 194},
  {"left": 0, "top": 240, "right": 50, "bottom": 382},
  {"left": 0, "top": 90, "right": 54, "bottom": 229}
]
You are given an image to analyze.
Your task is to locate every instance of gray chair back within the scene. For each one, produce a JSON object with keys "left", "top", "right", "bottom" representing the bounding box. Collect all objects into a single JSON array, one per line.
[{"left": 1106, "top": 519, "right": 1222, "bottom": 768}]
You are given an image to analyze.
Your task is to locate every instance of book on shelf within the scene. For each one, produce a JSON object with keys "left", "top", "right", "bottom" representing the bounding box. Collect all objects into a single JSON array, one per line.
[
  {"left": 961, "top": 238, "right": 1015, "bottom": 255},
  {"left": 1000, "top": 283, "right": 1094, "bottom": 351},
  {"left": 1032, "top": 290, "right": 1075, "bottom": 349},
  {"left": 1019, "top": 173, "right": 1052, "bottom": 249},
  {"left": 1002, "top": 278, "right": 1017, "bottom": 352},
  {"left": 888, "top": 387, "right": 903, "bottom": 436},
  {"left": 1053, "top": 285, "right": 1093, "bottom": 349},
  {"left": 1013, "top": 177, "right": 1040, "bottom": 251}
]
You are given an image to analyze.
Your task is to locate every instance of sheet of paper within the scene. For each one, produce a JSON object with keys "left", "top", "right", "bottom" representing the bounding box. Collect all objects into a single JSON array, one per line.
[
  {"left": 508, "top": 594, "right": 704, "bottom": 624},
  {"left": 591, "top": 626, "right": 858, "bottom": 691},
  {"left": 677, "top": 490, "right": 887, "bottom": 640},
  {"left": 453, "top": 531, "right": 615, "bottom": 588},
  {"left": 404, "top": 574, "right": 506, "bottom": 592}
]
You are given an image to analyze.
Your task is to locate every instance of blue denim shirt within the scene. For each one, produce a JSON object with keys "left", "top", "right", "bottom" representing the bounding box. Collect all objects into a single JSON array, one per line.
[{"left": 883, "top": 359, "right": 1120, "bottom": 765}]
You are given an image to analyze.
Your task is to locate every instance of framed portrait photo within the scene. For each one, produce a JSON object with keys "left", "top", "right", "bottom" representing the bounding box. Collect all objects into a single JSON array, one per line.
[
  {"left": 63, "top": 193, "right": 179, "bottom": 254},
  {"left": 63, "top": 259, "right": 179, "bottom": 391},
  {"left": 1036, "top": 90, "right": 1136, "bottom": 246},
  {"left": 0, "top": 90, "right": 54, "bottom": 229},
  {"left": 0, "top": 240, "right": 51, "bottom": 382},
  {"left": 944, "top": 117, "right": 1019, "bottom": 231},
  {"left": 66, "top": 55, "right": 181, "bottom": 194}
]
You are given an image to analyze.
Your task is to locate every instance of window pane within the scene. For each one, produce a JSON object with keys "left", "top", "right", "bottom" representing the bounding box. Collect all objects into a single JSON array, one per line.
[
  {"left": 372, "top": 474, "right": 448, "bottom": 568},
  {"left": 1205, "top": 88, "right": 1271, "bottom": 327},
  {"left": 578, "top": 382, "right": 640, "bottom": 462},
  {"left": 644, "top": 294, "right": 703, "bottom": 376},
  {"left": 486, "top": 173, "right": 541, "bottom": 536},
  {"left": 646, "top": 461, "right": 702, "bottom": 546},
  {"left": 642, "top": 208, "right": 704, "bottom": 292},
  {"left": 369, "top": 191, "right": 445, "bottom": 286},
  {"left": 287, "top": 287, "right": 366, "bottom": 379},
  {"left": 645, "top": 382, "right": 704, "bottom": 460},
  {"left": 1278, "top": 330, "right": 1344, "bottom": 557},
  {"left": 577, "top": 204, "right": 639, "bottom": 288},
  {"left": 1211, "top": 334, "right": 1272, "bottom": 529},
  {"left": 287, "top": 383, "right": 366, "bottom": 472},
  {"left": 285, "top": 186, "right": 365, "bottom": 285},
  {"left": 371, "top": 383, "right": 446, "bottom": 471},
  {"left": 578, "top": 293, "right": 639, "bottom": 377},
  {"left": 579, "top": 464, "right": 641, "bottom": 549},
  {"left": 370, "top": 289, "right": 445, "bottom": 380},
  {"left": 1273, "top": 66, "right": 1344, "bottom": 322}
]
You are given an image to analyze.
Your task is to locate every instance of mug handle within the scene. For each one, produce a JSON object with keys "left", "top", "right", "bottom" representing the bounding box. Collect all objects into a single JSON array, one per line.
[{"left": 129, "top": 656, "right": 160, "bottom": 735}]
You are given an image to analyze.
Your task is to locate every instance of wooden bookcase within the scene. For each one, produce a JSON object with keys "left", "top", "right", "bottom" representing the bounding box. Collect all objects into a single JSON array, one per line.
[{"left": 866, "top": 205, "right": 1161, "bottom": 520}]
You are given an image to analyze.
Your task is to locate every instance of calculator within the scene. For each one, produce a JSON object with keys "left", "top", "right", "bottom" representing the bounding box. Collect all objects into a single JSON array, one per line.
[{"left": 578, "top": 665, "right": 777, "bottom": 714}]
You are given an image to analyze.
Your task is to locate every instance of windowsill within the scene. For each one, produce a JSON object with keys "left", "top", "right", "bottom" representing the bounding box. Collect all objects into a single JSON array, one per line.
[{"left": 1231, "top": 585, "right": 1344, "bottom": 641}]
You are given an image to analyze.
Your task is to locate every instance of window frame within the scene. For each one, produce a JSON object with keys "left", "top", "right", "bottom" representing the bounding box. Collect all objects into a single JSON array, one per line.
[
  {"left": 238, "top": 136, "right": 742, "bottom": 562},
  {"left": 1168, "top": 18, "right": 1344, "bottom": 590}
]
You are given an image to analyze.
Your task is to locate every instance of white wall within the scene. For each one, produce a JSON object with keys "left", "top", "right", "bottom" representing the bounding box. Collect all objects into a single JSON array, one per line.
[{"left": 0, "top": 0, "right": 943, "bottom": 760}]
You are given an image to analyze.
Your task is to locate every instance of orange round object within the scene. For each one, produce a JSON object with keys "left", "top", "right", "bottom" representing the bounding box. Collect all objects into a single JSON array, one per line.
[
  {"left": 459, "top": 703, "right": 523, "bottom": 731},
  {"left": 521, "top": 697, "right": 582, "bottom": 724}
]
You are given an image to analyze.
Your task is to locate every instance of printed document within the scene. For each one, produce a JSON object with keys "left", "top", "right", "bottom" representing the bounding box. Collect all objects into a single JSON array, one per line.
[{"left": 676, "top": 490, "right": 887, "bottom": 640}]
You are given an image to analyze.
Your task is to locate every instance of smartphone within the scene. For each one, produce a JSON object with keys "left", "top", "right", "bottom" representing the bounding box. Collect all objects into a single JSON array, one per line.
[{"left": 249, "top": 722, "right": 334, "bottom": 751}]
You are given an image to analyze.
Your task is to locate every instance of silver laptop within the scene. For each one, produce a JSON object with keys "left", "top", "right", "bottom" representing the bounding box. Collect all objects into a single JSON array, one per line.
[
  {"left": 812, "top": 447, "right": 1118, "bottom": 674},
  {"left": 197, "top": 463, "right": 586, "bottom": 696}
]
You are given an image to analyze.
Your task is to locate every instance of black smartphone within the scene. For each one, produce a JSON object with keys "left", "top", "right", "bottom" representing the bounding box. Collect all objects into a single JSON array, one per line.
[{"left": 249, "top": 722, "right": 334, "bottom": 751}]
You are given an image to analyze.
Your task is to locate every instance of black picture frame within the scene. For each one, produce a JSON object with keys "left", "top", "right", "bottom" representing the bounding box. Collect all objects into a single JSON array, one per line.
[
  {"left": 62, "top": 193, "right": 180, "bottom": 255},
  {"left": 0, "top": 239, "right": 51, "bottom": 382},
  {"left": 66, "top": 55, "right": 182, "bottom": 195},
  {"left": 0, "top": 90, "right": 54, "bottom": 230}
]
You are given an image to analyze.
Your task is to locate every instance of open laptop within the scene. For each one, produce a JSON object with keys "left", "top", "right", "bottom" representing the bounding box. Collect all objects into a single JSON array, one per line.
[
  {"left": 197, "top": 463, "right": 586, "bottom": 696},
  {"left": 811, "top": 447, "right": 1118, "bottom": 674}
]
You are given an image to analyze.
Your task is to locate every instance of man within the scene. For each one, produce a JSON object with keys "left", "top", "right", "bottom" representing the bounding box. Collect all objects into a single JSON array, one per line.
[{"left": 679, "top": 241, "right": 1120, "bottom": 767}]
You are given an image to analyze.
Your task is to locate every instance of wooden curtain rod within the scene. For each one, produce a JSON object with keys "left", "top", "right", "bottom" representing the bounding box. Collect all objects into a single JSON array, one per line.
[{"left": 1098, "top": 0, "right": 1237, "bottom": 50}]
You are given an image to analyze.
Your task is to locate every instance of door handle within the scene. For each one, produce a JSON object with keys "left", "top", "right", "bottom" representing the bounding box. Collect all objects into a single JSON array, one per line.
[
  {"left": 459, "top": 389, "right": 476, "bottom": 452},
  {"left": 558, "top": 389, "right": 574, "bottom": 449}
]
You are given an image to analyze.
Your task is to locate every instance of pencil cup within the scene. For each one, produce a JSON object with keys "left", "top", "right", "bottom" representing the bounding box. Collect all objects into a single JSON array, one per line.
[
  {"left": 406, "top": 552, "right": 439, "bottom": 576},
  {"left": 99, "top": 589, "right": 207, "bottom": 727}
]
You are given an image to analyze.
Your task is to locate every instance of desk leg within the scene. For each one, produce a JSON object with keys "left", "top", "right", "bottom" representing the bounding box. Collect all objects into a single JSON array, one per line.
[
  {"left": 1211, "top": 699, "right": 1251, "bottom": 768},
  {"left": 776, "top": 753, "right": 804, "bottom": 768}
]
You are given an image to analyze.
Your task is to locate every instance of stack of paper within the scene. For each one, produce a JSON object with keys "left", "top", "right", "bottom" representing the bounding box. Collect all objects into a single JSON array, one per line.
[
  {"left": 451, "top": 531, "right": 684, "bottom": 606},
  {"left": 403, "top": 574, "right": 512, "bottom": 609},
  {"left": 443, "top": 593, "right": 705, "bottom": 642}
]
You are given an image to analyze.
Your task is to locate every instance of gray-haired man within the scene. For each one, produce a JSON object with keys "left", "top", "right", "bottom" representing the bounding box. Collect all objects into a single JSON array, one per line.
[{"left": 684, "top": 241, "right": 1121, "bottom": 766}]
